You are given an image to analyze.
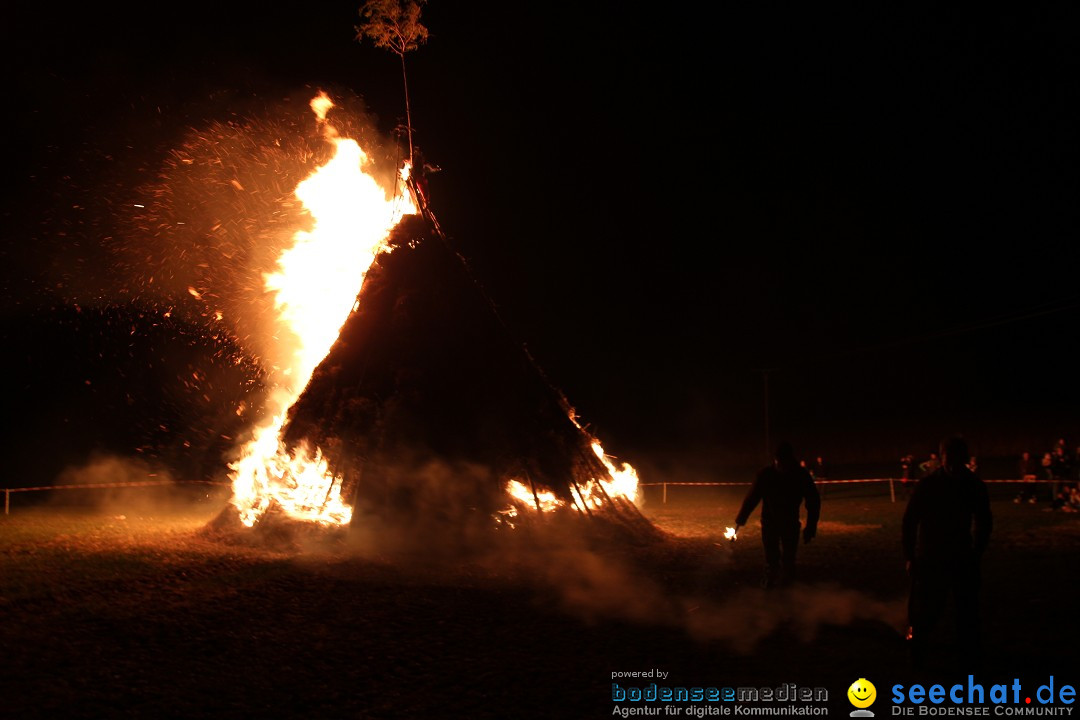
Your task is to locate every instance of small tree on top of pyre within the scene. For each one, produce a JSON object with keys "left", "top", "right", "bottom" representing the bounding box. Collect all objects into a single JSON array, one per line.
[{"left": 355, "top": 0, "right": 429, "bottom": 167}]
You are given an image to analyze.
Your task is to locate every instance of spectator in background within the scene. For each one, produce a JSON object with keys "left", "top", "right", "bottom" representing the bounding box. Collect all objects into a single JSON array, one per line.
[
  {"left": 812, "top": 456, "right": 829, "bottom": 481},
  {"left": 1051, "top": 446, "right": 1071, "bottom": 505},
  {"left": 919, "top": 452, "right": 940, "bottom": 479},
  {"left": 901, "top": 454, "right": 914, "bottom": 490},
  {"left": 1064, "top": 485, "right": 1080, "bottom": 513},
  {"left": 967, "top": 455, "right": 978, "bottom": 473},
  {"left": 1053, "top": 445, "right": 1072, "bottom": 477},
  {"left": 1015, "top": 451, "right": 1038, "bottom": 504},
  {"left": 1041, "top": 451, "right": 1054, "bottom": 485},
  {"left": 903, "top": 436, "right": 992, "bottom": 670}
]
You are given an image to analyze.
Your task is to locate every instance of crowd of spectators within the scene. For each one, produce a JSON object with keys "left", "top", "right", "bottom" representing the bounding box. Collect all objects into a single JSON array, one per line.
[
  {"left": 799, "top": 440, "right": 1080, "bottom": 511},
  {"left": 799, "top": 438, "right": 1080, "bottom": 511},
  {"left": 908, "top": 437, "right": 1080, "bottom": 510}
]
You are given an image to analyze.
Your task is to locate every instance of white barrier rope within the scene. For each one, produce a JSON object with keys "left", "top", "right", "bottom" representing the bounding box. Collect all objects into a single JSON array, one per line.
[
  {"left": 2, "top": 480, "right": 230, "bottom": 515},
  {"left": 638, "top": 478, "right": 1070, "bottom": 504},
  {"left": 639, "top": 478, "right": 1065, "bottom": 487}
]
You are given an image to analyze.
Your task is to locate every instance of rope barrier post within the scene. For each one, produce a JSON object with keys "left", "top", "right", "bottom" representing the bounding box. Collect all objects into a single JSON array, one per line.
[
  {"left": 889, "top": 478, "right": 896, "bottom": 504},
  {"left": 662, "top": 482, "right": 667, "bottom": 505}
]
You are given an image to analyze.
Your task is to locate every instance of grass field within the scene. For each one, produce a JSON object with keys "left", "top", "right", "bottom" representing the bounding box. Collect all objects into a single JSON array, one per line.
[{"left": 1, "top": 483, "right": 1077, "bottom": 718}]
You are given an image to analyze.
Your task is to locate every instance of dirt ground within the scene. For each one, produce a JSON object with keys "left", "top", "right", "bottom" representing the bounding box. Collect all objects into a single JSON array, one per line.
[{"left": 1, "top": 483, "right": 1077, "bottom": 718}]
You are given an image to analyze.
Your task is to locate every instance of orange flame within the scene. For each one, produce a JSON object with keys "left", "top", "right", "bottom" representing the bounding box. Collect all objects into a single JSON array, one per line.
[
  {"left": 591, "top": 441, "right": 640, "bottom": 506},
  {"left": 505, "top": 479, "right": 564, "bottom": 513},
  {"left": 229, "top": 93, "right": 414, "bottom": 528},
  {"left": 310, "top": 91, "right": 334, "bottom": 122},
  {"left": 497, "top": 425, "right": 642, "bottom": 520}
]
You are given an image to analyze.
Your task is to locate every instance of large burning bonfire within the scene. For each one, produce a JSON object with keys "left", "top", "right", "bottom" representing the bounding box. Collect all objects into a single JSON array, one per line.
[{"left": 205, "top": 92, "right": 654, "bottom": 541}]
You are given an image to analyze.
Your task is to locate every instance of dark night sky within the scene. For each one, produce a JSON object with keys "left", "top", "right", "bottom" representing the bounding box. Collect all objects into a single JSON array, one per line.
[{"left": 2, "top": 3, "right": 1078, "bottom": 483}]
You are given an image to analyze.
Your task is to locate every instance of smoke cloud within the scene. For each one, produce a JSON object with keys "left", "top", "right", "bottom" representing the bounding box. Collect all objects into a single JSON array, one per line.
[
  {"left": 51, "top": 453, "right": 219, "bottom": 516},
  {"left": 485, "top": 524, "right": 906, "bottom": 654},
  {"left": 271, "top": 459, "right": 908, "bottom": 653}
]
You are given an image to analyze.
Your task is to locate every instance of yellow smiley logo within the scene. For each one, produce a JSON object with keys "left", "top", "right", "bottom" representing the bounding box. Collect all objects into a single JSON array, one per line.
[{"left": 847, "top": 678, "right": 876, "bottom": 708}]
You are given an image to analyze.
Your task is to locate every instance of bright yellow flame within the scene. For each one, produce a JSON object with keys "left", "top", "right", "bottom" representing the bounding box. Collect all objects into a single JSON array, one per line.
[
  {"left": 230, "top": 415, "right": 352, "bottom": 527},
  {"left": 496, "top": 435, "right": 642, "bottom": 520},
  {"left": 264, "top": 138, "right": 406, "bottom": 385},
  {"left": 724, "top": 526, "right": 737, "bottom": 541},
  {"left": 590, "top": 441, "right": 639, "bottom": 506},
  {"left": 310, "top": 91, "right": 334, "bottom": 122},
  {"left": 505, "top": 479, "right": 563, "bottom": 513},
  {"left": 229, "top": 96, "right": 415, "bottom": 528}
]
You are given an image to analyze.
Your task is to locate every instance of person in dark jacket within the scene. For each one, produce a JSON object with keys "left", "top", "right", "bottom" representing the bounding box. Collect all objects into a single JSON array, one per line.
[
  {"left": 902, "top": 436, "right": 992, "bottom": 669},
  {"left": 733, "top": 441, "right": 821, "bottom": 589}
]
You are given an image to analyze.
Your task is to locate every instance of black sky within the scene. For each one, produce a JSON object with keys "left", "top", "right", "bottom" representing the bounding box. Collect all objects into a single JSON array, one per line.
[{"left": 2, "top": 3, "right": 1078, "bottom": 482}]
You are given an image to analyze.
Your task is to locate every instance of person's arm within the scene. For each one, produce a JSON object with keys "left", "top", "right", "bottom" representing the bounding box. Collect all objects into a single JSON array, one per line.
[
  {"left": 803, "top": 473, "right": 821, "bottom": 541},
  {"left": 734, "top": 475, "right": 763, "bottom": 526},
  {"left": 973, "top": 479, "right": 992, "bottom": 557}
]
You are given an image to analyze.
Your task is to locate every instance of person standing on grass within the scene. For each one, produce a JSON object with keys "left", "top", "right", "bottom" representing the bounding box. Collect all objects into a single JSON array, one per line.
[
  {"left": 919, "top": 452, "right": 940, "bottom": 479},
  {"left": 732, "top": 441, "right": 821, "bottom": 589},
  {"left": 1015, "top": 451, "right": 1038, "bottom": 504},
  {"left": 902, "top": 435, "right": 992, "bottom": 670},
  {"left": 900, "top": 454, "right": 915, "bottom": 493},
  {"left": 1051, "top": 444, "right": 1072, "bottom": 507}
]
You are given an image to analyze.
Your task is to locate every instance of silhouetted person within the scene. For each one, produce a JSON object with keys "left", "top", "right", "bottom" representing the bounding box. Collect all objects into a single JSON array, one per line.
[
  {"left": 1014, "top": 451, "right": 1037, "bottom": 504},
  {"left": 734, "top": 441, "right": 821, "bottom": 589},
  {"left": 1051, "top": 445, "right": 1071, "bottom": 506},
  {"left": 918, "top": 452, "right": 940, "bottom": 479},
  {"left": 902, "top": 436, "right": 992, "bottom": 669},
  {"left": 900, "top": 454, "right": 914, "bottom": 492},
  {"left": 1041, "top": 450, "right": 1053, "bottom": 477}
]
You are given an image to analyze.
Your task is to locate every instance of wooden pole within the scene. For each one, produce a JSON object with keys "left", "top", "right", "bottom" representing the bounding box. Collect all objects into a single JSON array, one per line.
[
  {"left": 568, "top": 477, "right": 594, "bottom": 517},
  {"left": 4, "top": 489, "right": 9, "bottom": 515},
  {"left": 400, "top": 52, "right": 413, "bottom": 167},
  {"left": 525, "top": 471, "right": 542, "bottom": 513}
]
